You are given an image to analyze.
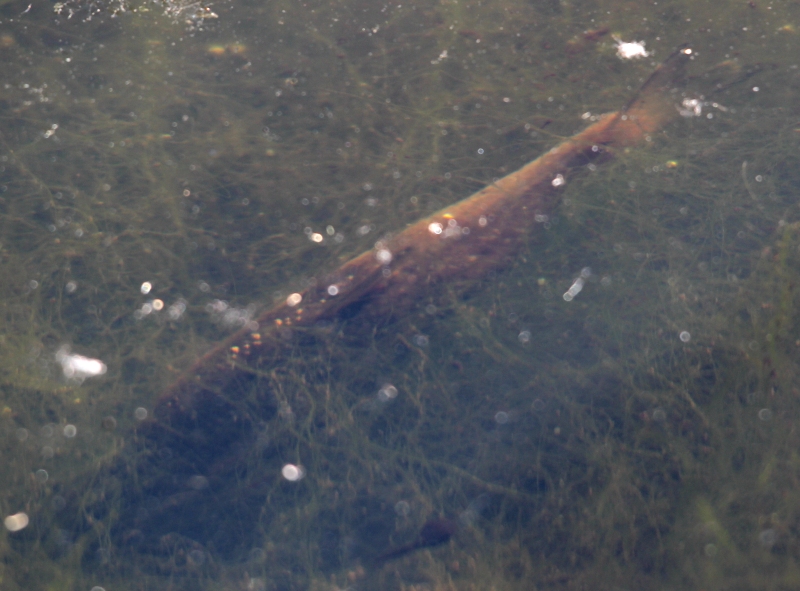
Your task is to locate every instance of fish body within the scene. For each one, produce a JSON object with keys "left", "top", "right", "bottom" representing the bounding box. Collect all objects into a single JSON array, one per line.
[
  {"left": 373, "top": 518, "right": 459, "bottom": 565},
  {"left": 152, "top": 46, "right": 692, "bottom": 430}
]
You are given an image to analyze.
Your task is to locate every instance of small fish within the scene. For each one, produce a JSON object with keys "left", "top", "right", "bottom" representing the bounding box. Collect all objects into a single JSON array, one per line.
[{"left": 372, "top": 518, "right": 459, "bottom": 565}]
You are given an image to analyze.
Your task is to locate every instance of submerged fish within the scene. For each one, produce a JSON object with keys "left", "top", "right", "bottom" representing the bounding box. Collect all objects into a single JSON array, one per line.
[
  {"left": 372, "top": 518, "right": 459, "bottom": 565},
  {"left": 151, "top": 46, "right": 692, "bottom": 430}
]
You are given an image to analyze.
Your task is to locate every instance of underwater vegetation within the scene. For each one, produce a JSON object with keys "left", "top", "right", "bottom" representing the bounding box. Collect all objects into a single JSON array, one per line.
[{"left": 0, "top": 0, "right": 800, "bottom": 590}]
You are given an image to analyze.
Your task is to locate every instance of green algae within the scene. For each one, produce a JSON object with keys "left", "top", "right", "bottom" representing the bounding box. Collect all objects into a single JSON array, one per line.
[{"left": 0, "top": 0, "right": 799, "bottom": 590}]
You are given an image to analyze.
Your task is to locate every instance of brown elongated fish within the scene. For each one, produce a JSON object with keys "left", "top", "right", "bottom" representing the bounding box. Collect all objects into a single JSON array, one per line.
[
  {"left": 150, "top": 46, "right": 692, "bottom": 433},
  {"left": 372, "top": 518, "right": 459, "bottom": 565}
]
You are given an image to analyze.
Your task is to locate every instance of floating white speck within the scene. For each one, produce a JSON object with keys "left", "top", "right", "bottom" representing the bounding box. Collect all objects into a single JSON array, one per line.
[
  {"left": 286, "top": 293, "right": 303, "bottom": 307},
  {"left": 282, "top": 463, "right": 305, "bottom": 481},
  {"left": 56, "top": 346, "right": 107, "bottom": 380},
  {"left": 4, "top": 512, "right": 29, "bottom": 532},
  {"left": 431, "top": 49, "right": 448, "bottom": 64},
  {"left": 428, "top": 222, "right": 443, "bottom": 235},
  {"left": 375, "top": 248, "right": 392, "bottom": 265},
  {"left": 614, "top": 36, "right": 650, "bottom": 59},
  {"left": 378, "top": 384, "right": 398, "bottom": 401}
]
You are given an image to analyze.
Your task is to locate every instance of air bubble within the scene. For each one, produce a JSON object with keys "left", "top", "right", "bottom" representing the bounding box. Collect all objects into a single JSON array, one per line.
[
  {"left": 282, "top": 464, "right": 306, "bottom": 481},
  {"left": 4, "top": 512, "right": 29, "bottom": 532},
  {"left": 375, "top": 248, "right": 392, "bottom": 264},
  {"left": 378, "top": 384, "right": 398, "bottom": 401}
]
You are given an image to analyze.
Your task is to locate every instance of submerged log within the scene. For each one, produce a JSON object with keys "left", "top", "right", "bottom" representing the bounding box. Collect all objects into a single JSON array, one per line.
[{"left": 153, "top": 46, "right": 692, "bottom": 430}]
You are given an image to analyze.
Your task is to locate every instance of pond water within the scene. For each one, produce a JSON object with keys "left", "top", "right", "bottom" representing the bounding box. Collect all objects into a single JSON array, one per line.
[{"left": 1, "top": 0, "right": 799, "bottom": 589}]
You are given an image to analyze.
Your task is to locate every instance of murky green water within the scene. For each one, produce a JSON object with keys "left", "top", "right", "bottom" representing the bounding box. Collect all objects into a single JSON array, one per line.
[{"left": 1, "top": 0, "right": 800, "bottom": 589}]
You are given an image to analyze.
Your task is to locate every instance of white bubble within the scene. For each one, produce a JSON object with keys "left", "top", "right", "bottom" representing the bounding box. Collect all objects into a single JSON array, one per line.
[
  {"left": 494, "top": 411, "right": 510, "bottom": 424},
  {"left": 378, "top": 384, "right": 398, "bottom": 401},
  {"left": 282, "top": 464, "right": 305, "bottom": 482},
  {"left": 614, "top": 37, "right": 650, "bottom": 59},
  {"left": 413, "top": 334, "right": 429, "bottom": 347},
  {"left": 563, "top": 277, "right": 584, "bottom": 301},
  {"left": 375, "top": 248, "right": 392, "bottom": 264},
  {"left": 327, "top": 285, "right": 339, "bottom": 296},
  {"left": 168, "top": 300, "right": 187, "bottom": 320},
  {"left": 152, "top": 299, "right": 164, "bottom": 311},
  {"left": 4, "top": 512, "right": 29, "bottom": 532},
  {"left": 428, "top": 222, "right": 444, "bottom": 235},
  {"left": 679, "top": 331, "right": 691, "bottom": 343},
  {"left": 758, "top": 408, "right": 773, "bottom": 421},
  {"left": 551, "top": 174, "right": 565, "bottom": 187},
  {"left": 134, "top": 407, "right": 148, "bottom": 420},
  {"left": 65, "top": 281, "right": 77, "bottom": 293},
  {"left": 141, "top": 281, "right": 152, "bottom": 294},
  {"left": 35, "top": 469, "right": 48, "bottom": 483},
  {"left": 286, "top": 293, "right": 303, "bottom": 307},
  {"left": 518, "top": 330, "right": 531, "bottom": 344},
  {"left": 56, "top": 347, "right": 107, "bottom": 380},
  {"left": 63, "top": 424, "right": 77, "bottom": 438}
]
